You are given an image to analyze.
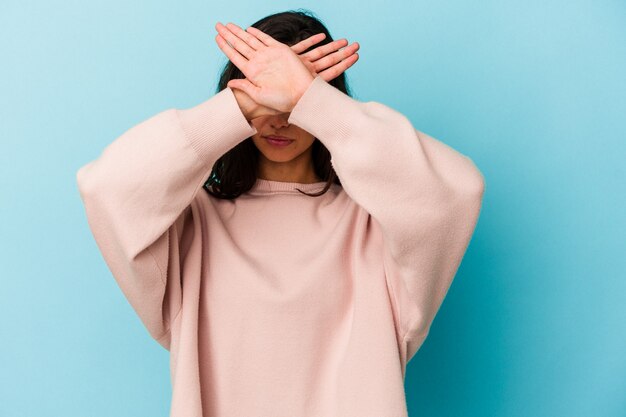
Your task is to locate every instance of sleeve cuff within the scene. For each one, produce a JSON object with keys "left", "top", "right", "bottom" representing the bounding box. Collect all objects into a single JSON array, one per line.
[
  {"left": 176, "top": 87, "right": 258, "bottom": 165},
  {"left": 287, "top": 76, "right": 360, "bottom": 153}
]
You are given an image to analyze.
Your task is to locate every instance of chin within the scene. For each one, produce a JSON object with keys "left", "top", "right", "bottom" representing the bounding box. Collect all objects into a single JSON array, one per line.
[{"left": 259, "top": 152, "right": 297, "bottom": 163}]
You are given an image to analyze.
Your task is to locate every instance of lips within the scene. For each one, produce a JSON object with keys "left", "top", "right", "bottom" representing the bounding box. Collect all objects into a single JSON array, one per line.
[
  {"left": 264, "top": 135, "right": 294, "bottom": 147},
  {"left": 264, "top": 135, "right": 293, "bottom": 141}
]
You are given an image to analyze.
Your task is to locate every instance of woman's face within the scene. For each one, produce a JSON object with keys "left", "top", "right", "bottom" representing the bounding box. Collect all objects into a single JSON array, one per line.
[{"left": 250, "top": 112, "right": 317, "bottom": 168}]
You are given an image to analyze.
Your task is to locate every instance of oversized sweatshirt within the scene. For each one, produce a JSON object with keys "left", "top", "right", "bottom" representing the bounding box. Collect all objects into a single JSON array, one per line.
[{"left": 76, "top": 75, "right": 485, "bottom": 417}]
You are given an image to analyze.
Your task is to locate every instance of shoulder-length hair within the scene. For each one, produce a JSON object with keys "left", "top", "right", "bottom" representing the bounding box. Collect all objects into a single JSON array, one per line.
[{"left": 204, "top": 9, "right": 353, "bottom": 199}]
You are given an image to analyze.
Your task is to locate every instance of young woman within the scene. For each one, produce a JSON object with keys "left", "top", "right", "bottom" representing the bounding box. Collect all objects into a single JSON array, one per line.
[{"left": 77, "top": 10, "right": 485, "bottom": 417}]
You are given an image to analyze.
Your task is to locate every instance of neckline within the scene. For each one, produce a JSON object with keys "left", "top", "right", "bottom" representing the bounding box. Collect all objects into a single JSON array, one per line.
[{"left": 248, "top": 178, "right": 329, "bottom": 195}]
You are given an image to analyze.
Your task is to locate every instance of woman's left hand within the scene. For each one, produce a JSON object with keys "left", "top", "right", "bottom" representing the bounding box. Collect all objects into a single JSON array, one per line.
[{"left": 289, "top": 32, "right": 360, "bottom": 82}]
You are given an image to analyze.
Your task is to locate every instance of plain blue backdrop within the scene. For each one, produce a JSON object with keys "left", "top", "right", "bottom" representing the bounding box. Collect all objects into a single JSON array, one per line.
[{"left": 1, "top": 1, "right": 624, "bottom": 416}]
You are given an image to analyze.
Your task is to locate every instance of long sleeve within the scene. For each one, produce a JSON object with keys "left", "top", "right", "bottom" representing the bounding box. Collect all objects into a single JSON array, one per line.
[
  {"left": 288, "top": 76, "right": 485, "bottom": 362},
  {"left": 76, "top": 87, "right": 257, "bottom": 350}
]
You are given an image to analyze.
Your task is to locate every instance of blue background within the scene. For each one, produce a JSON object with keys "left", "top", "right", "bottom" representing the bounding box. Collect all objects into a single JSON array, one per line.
[{"left": 1, "top": 1, "right": 624, "bottom": 416}]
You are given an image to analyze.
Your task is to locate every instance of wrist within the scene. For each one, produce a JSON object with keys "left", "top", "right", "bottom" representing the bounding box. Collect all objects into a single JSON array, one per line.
[
  {"left": 231, "top": 87, "right": 256, "bottom": 120},
  {"left": 288, "top": 73, "right": 316, "bottom": 112}
]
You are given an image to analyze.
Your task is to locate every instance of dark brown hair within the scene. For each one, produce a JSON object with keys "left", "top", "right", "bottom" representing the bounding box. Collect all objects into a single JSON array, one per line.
[{"left": 203, "top": 9, "right": 353, "bottom": 199}]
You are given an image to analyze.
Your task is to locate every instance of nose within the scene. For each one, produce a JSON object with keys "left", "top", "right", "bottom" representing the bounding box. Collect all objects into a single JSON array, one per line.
[{"left": 270, "top": 113, "right": 291, "bottom": 129}]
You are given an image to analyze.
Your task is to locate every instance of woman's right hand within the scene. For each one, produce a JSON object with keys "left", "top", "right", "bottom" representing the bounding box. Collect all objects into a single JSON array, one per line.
[{"left": 231, "top": 30, "right": 360, "bottom": 121}]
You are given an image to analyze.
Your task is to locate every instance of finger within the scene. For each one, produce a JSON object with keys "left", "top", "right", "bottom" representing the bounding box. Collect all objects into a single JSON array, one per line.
[
  {"left": 310, "top": 42, "right": 360, "bottom": 74},
  {"left": 291, "top": 33, "right": 326, "bottom": 54},
  {"left": 216, "top": 22, "right": 256, "bottom": 60},
  {"left": 227, "top": 78, "right": 261, "bottom": 101},
  {"left": 226, "top": 22, "right": 265, "bottom": 51},
  {"left": 301, "top": 38, "right": 348, "bottom": 62},
  {"left": 215, "top": 34, "right": 249, "bottom": 73},
  {"left": 317, "top": 53, "right": 359, "bottom": 82},
  {"left": 245, "top": 26, "right": 281, "bottom": 47}
]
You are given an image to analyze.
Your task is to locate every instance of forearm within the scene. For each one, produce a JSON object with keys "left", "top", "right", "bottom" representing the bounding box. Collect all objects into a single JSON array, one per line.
[{"left": 288, "top": 76, "right": 485, "bottom": 355}]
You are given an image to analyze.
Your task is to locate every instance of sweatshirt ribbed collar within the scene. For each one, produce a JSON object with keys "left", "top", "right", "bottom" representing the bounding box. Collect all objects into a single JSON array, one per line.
[{"left": 248, "top": 178, "right": 328, "bottom": 195}]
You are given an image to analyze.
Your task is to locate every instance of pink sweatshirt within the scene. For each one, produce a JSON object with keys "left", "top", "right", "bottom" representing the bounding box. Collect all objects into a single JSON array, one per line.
[{"left": 76, "top": 75, "right": 485, "bottom": 417}]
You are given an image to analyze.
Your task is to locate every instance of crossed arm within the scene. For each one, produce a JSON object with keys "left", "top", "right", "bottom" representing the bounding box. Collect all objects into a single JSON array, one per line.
[{"left": 214, "top": 21, "right": 359, "bottom": 119}]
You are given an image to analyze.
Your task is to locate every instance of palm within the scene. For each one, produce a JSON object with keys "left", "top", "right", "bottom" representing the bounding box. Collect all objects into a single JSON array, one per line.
[
  {"left": 230, "top": 53, "right": 326, "bottom": 119},
  {"left": 232, "top": 42, "right": 313, "bottom": 112}
]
